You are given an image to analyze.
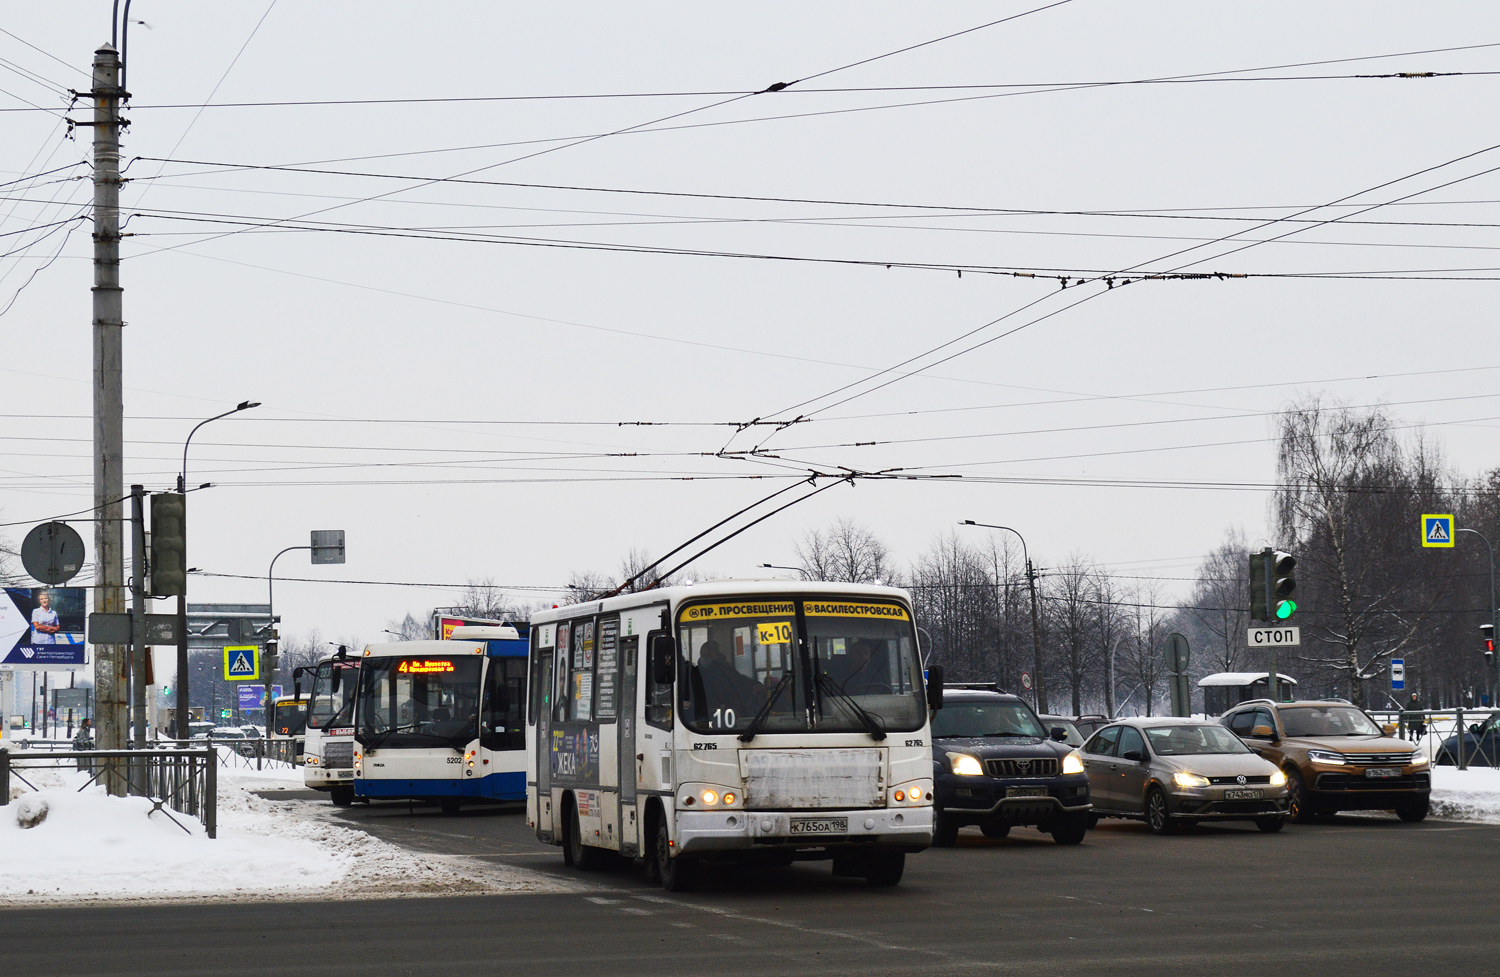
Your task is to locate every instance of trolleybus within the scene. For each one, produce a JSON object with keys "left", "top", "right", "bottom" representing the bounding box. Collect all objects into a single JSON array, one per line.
[
  {"left": 527, "top": 581, "right": 939, "bottom": 890},
  {"left": 299, "top": 647, "right": 360, "bottom": 805},
  {"left": 353, "top": 626, "right": 528, "bottom": 811}
]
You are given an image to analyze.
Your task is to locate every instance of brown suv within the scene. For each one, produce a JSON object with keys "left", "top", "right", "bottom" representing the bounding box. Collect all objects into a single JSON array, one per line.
[{"left": 1220, "top": 699, "right": 1431, "bottom": 823}]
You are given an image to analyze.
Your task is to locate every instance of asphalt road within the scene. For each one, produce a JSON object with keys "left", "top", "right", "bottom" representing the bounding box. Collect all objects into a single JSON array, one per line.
[{"left": 6, "top": 794, "right": 1499, "bottom": 976}]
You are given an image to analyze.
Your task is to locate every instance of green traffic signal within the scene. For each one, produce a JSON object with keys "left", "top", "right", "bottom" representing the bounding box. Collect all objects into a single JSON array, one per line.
[{"left": 1275, "top": 599, "right": 1297, "bottom": 620}]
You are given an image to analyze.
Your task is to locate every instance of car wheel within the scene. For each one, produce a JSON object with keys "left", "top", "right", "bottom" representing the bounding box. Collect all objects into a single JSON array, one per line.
[
  {"left": 1435, "top": 750, "right": 1455, "bottom": 766},
  {"left": 1256, "top": 816, "right": 1285, "bottom": 833},
  {"left": 864, "top": 851, "right": 905, "bottom": 886},
  {"left": 1051, "top": 811, "right": 1089, "bottom": 845},
  {"left": 1285, "top": 767, "right": 1317, "bottom": 824},
  {"left": 655, "top": 817, "right": 695, "bottom": 891},
  {"left": 1146, "top": 787, "right": 1176, "bottom": 836},
  {"left": 932, "top": 805, "right": 959, "bottom": 848},
  {"left": 1087, "top": 813, "right": 1100, "bottom": 829},
  {"left": 980, "top": 822, "right": 1011, "bottom": 840},
  {"left": 330, "top": 786, "right": 354, "bottom": 807},
  {"left": 567, "top": 803, "right": 607, "bottom": 871},
  {"left": 1396, "top": 799, "right": 1429, "bottom": 823}
]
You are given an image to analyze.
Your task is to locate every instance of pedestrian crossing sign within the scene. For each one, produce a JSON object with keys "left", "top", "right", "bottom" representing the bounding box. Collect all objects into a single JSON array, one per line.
[
  {"left": 223, "top": 645, "right": 261, "bottom": 681},
  {"left": 1421, "top": 514, "right": 1454, "bottom": 548}
]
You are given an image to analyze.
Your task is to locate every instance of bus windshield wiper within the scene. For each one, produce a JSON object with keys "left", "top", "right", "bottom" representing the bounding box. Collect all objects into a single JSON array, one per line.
[
  {"left": 739, "top": 673, "right": 794, "bottom": 743},
  {"left": 815, "top": 673, "right": 887, "bottom": 741}
]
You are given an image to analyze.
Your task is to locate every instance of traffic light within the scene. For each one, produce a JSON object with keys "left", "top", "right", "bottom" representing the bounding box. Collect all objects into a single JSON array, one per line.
[
  {"left": 1249, "top": 551, "right": 1269, "bottom": 620},
  {"left": 1484, "top": 624, "right": 1496, "bottom": 667},
  {"left": 1271, "top": 550, "right": 1297, "bottom": 620},
  {"left": 149, "top": 492, "right": 187, "bottom": 597}
]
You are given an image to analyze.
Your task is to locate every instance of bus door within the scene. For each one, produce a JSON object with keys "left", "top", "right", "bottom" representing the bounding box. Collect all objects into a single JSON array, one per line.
[
  {"left": 531, "top": 624, "right": 556, "bottom": 837},
  {"left": 480, "top": 652, "right": 526, "bottom": 799},
  {"left": 617, "top": 633, "right": 639, "bottom": 856},
  {"left": 594, "top": 616, "right": 621, "bottom": 850}
]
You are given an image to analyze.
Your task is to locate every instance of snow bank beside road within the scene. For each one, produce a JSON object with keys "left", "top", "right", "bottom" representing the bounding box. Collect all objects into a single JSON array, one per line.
[
  {"left": 1430, "top": 766, "right": 1500, "bottom": 824},
  {"left": 0, "top": 765, "right": 564, "bottom": 906}
]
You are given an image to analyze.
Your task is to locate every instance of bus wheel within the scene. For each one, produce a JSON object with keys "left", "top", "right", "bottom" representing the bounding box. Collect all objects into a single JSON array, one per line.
[
  {"left": 568, "top": 805, "right": 607, "bottom": 871},
  {"left": 655, "top": 818, "right": 696, "bottom": 891},
  {"left": 331, "top": 787, "right": 354, "bottom": 807},
  {"left": 864, "top": 851, "right": 905, "bottom": 886}
]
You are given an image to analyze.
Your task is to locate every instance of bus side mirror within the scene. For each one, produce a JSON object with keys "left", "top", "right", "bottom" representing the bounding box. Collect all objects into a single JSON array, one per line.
[
  {"left": 926, "top": 664, "right": 944, "bottom": 711},
  {"left": 650, "top": 634, "right": 676, "bottom": 686},
  {"left": 331, "top": 668, "right": 342, "bottom": 694}
]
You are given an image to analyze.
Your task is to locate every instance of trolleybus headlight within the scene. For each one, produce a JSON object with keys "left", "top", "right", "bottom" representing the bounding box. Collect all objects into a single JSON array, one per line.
[
  {"left": 1061, "top": 751, "right": 1085, "bottom": 775},
  {"left": 948, "top": 753, "right": 984, "bottom": 776},
  {"left": 1269, "top": 769, "right": 1287, "bottom": 787},
  {"left": 701, "top": 790, "right": 718, "bottom": 806}
]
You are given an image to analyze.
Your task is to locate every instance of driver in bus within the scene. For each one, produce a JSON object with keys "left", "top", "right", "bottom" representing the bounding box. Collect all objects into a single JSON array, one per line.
[
  {"left": 692, "top": 639, "right": 766, "bottom": 723},
  {"left": 823, "top": 639, "right": 892, "bottom": 696}
]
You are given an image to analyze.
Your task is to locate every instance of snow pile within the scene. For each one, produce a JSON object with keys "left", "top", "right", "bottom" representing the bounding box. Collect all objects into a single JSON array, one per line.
[
  {"left": 1429, "top": 765, "right": 1500, "bottom": 823},
  {"left": 0, "top": 764, "right": 564, "bottom": 906}
]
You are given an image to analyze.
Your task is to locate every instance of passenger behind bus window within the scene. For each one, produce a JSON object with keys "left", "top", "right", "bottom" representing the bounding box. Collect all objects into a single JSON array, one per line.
[{"left": 822, "top": 639, "right": 892, "bottom": 696}]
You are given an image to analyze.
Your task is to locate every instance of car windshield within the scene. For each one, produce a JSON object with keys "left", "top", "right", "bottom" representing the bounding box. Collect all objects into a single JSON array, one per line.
[
  {"left": 357, "top": 655, "right": 482, "bottom": 749},
  {"left": 1280, "top": 705, "right": 1383, "bottom": 737},
  {"left": 932, "top": 701, "right": 1046, "bottom": 739},
  {"left": 1144, "top": 724, "right": 1250, "bottom": 755},
  {"left": 677, "top": 597, "right": 925, "bottom": 735}
]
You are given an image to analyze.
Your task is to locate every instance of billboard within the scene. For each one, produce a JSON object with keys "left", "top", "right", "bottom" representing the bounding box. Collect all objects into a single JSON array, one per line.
[{"left": 1, "top": 587, "right": 87, "bottom": 668}]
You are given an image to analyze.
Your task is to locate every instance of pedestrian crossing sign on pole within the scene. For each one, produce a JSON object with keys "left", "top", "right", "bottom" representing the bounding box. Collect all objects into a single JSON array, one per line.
[
  {"left": 1421, "top": 514, "right": 1455, "bottom": 548},
  {"left": 223, "top": 645, "right": 260, "bottom": 681}
]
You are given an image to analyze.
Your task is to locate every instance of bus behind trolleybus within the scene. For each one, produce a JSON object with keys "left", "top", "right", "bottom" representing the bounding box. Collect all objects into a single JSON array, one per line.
[
  {"left": 298, "top": 647, "right": 360, "bottom": 806},
  {"left": 527, "top": 581, "right": 940, "bottom": 890}
]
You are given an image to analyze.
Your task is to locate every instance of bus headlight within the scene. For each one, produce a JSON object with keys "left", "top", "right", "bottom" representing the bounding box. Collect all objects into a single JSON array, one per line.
[
  {"left": 1061, "top": 751, "right": 1085, "bottom": 775},
  {"left": 948, "top": 753, "right": 984, "bottom": 776}
]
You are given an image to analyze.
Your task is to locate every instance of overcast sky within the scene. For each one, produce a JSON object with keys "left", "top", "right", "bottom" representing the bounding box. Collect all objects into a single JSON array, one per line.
[{"left": 3, "top": 2, "right": 1499, "bottom": 672}]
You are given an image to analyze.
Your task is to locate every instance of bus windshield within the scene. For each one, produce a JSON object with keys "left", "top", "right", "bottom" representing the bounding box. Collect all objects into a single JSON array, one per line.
[
  {"left": 357, "top": 655, "right": 482, "bottom": 750},
  {"left": 307, "top": 660, "right": 358, "bottom": 729},
  {"left": 274, "top": 700, "right": 307, "bottom": 737},
  {"left": 677, "top": 597, "right": 924, "bottom": 736}
]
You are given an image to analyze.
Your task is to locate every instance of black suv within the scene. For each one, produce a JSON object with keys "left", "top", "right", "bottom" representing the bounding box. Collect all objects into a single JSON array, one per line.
[{"left": 931, "top": 690, "right": 1092, "bottom": 845}]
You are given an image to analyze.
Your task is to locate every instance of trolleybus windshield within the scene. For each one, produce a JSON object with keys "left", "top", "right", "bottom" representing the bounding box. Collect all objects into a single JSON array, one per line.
[
  {"left": 358, "top": 656, "right": 481, "bottom": 750},
  {"left": 676, "top": 598, "right": 924, "bottom": 736}
]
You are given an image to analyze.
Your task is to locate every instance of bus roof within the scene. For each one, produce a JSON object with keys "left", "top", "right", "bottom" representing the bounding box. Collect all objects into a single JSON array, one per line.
[
  {"left": 530, "top": 579, "right": 913, "bottom": 625},
  {"left": 362, "top": 640, "right": 486, "bottom": 659}
]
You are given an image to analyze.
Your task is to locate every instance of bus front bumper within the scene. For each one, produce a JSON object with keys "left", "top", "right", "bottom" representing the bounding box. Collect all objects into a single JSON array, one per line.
[{"left": 676, "top": 806, "right": 933, "bottom": 854}]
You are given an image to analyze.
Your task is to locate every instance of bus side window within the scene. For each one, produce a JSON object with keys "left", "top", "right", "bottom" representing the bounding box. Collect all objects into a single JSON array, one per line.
[{"left": 646, "top": 629, "right": 673, "bottom": 732}]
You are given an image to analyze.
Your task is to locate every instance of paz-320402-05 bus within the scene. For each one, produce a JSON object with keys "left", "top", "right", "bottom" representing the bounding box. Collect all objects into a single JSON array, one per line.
[{"left": 526, "top": 581, "right": 941, "bottom": 890}]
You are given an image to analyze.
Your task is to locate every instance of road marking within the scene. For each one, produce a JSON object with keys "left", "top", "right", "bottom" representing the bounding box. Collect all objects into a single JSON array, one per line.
[
  {"left": 619, "top": 907, "right": 654, "bottom": 916},
  {"left": 586, "top": 896, "right": 620, "bottom": 905},
  {"left": 631, "top": 893, "right": 930, "bottom": 954}
]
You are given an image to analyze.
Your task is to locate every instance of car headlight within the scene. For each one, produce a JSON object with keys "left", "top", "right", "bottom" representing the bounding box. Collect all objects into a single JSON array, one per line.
[
  {"left": 1409, "top": 752, "right": 1429, "bottom": 767},
  {"left": 1307, "top": 750, "right": 1346, "bottom": 766},
  {"left": 948, "top": 753, "right": 984, "bottom": 776},
  {"left": 1061, "top": 751, "right": 1085, "bottom": 775},
  {"left": 1269, "top": 768, "right": 1287, "bottom": 787},
  {"left": 1172, "top": 771, "right": 1211, "bottom": 789}
]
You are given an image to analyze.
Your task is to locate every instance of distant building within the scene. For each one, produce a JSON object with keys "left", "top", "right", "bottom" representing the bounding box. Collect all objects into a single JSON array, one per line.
[{"left": 1198, "top": 672, "right": 1298, "bottom": 715}]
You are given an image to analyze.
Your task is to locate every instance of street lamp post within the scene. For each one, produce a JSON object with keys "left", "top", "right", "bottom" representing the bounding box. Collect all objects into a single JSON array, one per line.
[
  {"left": 758, "top": 563, "right": 806, "bottom": 579},
  {"left": 1457, "top": 528, "right": 1498, "bottom": 706},
  {"left": 174, "top": 400, "right": 259, "bottom": 742},
  {"left": 961, "top": 520, "right": 1048, "bottom": 714}
]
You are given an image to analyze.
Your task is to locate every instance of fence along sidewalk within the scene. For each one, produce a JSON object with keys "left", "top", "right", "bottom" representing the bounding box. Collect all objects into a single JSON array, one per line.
[{"left": 0, "top": 746, "right": 218, "bottom": 838}]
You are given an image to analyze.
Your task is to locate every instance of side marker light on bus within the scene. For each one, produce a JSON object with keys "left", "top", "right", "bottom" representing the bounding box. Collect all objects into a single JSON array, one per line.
[
  {"left": 722, "top": 792, "right": 736, "bottom": 805},
  {"left": 894, "top": 790, "right": 906, "bottom": 802}
]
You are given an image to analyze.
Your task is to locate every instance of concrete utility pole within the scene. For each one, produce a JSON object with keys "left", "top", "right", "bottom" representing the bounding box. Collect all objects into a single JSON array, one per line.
[{"left": 91, "top": 43, "right": 127, "bottom": 766}]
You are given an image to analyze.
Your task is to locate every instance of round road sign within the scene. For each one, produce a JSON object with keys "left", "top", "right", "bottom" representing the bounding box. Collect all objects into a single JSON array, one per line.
[
  {"left": 1020, "top": 671, "right": 1033, "bottom": 690},
  {"left": 20, "top": 521, "right": 86, "bottom": 584}
]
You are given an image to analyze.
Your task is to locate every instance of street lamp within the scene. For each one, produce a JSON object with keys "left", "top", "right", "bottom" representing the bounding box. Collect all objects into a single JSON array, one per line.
[
  {"left": 173, "top": 400, "right": 260, "bottom": 742},
  {"left": 758, "top": 563, "right": 806, "bottom": 579},
  {"left": 960, "top": 520, "right": 1048, "bottom": 714}
]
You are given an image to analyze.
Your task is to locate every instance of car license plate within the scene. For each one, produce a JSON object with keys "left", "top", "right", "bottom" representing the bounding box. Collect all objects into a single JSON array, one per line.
[
  {"left": 1365, "top": 767, "right": 1401, "bottom": 779},
  {"left": 1224, "top": 788, "right": 1263, "bottom": 800},
  {"left": 1006, "top": 786, "right": 1049, "bottom": 798},
  {"left": 789, "top": 817, "right": 848, "bottom": 835}
]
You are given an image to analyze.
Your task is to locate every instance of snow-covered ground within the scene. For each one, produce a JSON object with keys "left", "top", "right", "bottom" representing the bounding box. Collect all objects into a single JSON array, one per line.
[
  {"left": 1, "top": 758, "right": 573, "bottom": 907},
  {"left": 1429, "top": 765, "right": 1500, "bottom": 824}
]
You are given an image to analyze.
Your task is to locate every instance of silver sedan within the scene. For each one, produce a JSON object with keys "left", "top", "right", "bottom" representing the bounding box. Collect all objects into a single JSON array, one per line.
[{"left": 1081, "top": 718, "right": 1290, "bottom": 834}]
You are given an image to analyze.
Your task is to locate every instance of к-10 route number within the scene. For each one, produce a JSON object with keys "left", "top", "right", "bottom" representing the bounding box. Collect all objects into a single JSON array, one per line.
[{"left": 1247, "top": 626, "right": 1300, "bottom": 647}]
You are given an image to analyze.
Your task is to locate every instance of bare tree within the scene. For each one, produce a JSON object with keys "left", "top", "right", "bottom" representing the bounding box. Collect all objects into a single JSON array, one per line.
[
  {"left": 1186, "top": 530, "right": 1252, "bottom": 674},
  {"left": 795, "top": 519, "right": 894, "bottom": 584},
  {"left": 384, "top": 612, "right": 430, "bottom": 640},
  {"left": 1046, "top": 558, "right": 1098, "bottom": 716}
]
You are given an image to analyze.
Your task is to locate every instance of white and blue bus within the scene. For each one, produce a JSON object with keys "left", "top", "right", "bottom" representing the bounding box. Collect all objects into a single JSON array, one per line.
[
  {"left": 353, "top": 625, "right": 528, "bottom": 811},
  {"left": 527, "top": 581, "right": 937, "bottom": 890}
]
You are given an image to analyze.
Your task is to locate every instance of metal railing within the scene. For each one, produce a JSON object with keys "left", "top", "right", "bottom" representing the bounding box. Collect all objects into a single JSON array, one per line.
[
  {"left": 1368, "top": 708, "right": 1500, "bottom": 770},
  {"left": 161, "top": 737, "right": 300, "bottom": 769},
  {"left": 0, "top": 746, "right": 217, "bottom": 838}
]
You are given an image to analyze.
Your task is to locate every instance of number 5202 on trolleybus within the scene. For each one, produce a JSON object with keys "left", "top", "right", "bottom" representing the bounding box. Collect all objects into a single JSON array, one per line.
[{"left": 527, "top": 581, "right": 941, "bottom": 890}]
